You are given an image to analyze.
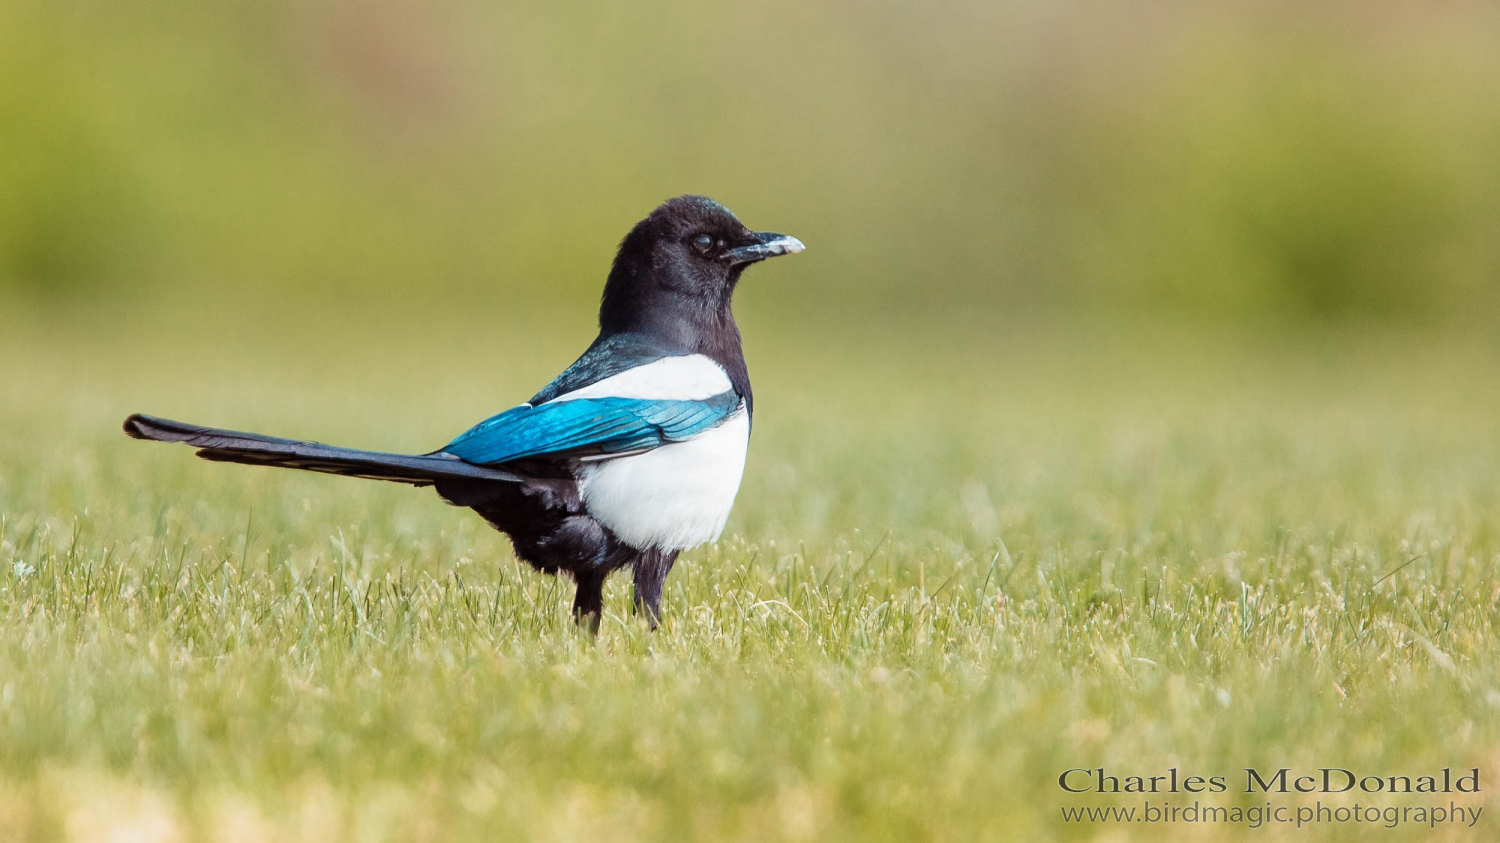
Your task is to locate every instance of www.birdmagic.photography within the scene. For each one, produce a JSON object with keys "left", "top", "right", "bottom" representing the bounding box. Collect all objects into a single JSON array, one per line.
[{"left": 2, "top": 2, "right": 1498, "bottom": 841}]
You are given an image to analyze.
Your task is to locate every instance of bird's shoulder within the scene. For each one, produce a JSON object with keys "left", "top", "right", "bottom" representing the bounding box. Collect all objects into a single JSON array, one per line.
[
  {"left": 438, "top": 333, "right": 747, "bottom": 467},
  {"left": 529, "top": 333, "right": 738, "bottom": 405}
]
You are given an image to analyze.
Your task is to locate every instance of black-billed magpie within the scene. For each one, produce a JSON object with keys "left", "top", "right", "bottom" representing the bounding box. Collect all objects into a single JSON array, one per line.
[{"left": 124, "top": 196, "right": 803, "bottom": 631}]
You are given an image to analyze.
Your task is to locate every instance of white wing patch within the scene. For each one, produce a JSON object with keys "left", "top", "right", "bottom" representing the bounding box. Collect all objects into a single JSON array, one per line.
[
  {"left": 548, "top": 355, "right": 732, "bottom": 403},
  {"left": 578, "top": 405, "right": 749, "bottom": 551}
]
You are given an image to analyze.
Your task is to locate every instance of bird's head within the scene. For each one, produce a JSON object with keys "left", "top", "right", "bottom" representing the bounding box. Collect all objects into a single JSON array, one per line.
[{"left": 600, "top": 196, "right": 804, "bottom": 336}]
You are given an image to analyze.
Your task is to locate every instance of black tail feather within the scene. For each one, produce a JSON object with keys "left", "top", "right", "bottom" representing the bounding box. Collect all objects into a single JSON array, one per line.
[{"left": 123, "top": 414, "right": 519, "bottom": 487}]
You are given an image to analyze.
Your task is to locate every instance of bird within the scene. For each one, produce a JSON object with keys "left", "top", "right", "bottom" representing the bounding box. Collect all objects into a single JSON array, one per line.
[{"left": 123, "top": 195, "right": 803, "bottom": 632}]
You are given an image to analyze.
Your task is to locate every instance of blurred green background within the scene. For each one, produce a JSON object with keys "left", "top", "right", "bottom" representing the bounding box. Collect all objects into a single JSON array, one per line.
[
  {"left": 6, "top": 4, "right": 1500, "bottom": 839},
  {"left": 3, "top": 0, "right": 1498, "bottom": 334}
]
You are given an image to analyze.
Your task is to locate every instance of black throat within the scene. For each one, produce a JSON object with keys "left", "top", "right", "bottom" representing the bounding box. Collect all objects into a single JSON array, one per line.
[{"left": 597, "top": 257, "right": 753, "bottom": 414}]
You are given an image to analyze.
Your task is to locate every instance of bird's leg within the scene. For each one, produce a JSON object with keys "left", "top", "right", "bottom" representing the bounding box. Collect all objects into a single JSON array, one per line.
[
  {"left": 571, "top": 568, "right": 606, "bottom": 635},
  {"left": 631, "top": 549, "right": 679, "bottom": 630}
]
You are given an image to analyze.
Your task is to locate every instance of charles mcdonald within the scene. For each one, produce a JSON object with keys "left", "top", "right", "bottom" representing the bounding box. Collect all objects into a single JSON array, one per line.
[{"left": 1058, "top": 767, "right": 1482, "bottom": 795}]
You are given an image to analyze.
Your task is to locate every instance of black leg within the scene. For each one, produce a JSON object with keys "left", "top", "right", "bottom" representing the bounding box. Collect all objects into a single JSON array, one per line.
[
  {"left": 632, "top": 549, "right": 679, "bottom": 630},
  {"left": 571, "top": 568, "right": 606, "bottom": 634}
]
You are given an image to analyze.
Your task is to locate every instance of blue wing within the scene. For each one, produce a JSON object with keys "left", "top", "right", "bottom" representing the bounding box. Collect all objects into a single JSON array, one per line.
[{"left": 440, "top": 391, "right": 740, "bottom": 466}]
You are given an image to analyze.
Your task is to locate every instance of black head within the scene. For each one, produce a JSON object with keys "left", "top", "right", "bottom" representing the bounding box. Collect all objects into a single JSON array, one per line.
[{"left": 598, "top": 196, "right": 804, "bottom": 338}]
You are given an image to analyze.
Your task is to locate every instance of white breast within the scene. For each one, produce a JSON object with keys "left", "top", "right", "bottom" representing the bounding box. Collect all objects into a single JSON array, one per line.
[{"left": 578, "top": 406, "right": 750, "bottom": 551}]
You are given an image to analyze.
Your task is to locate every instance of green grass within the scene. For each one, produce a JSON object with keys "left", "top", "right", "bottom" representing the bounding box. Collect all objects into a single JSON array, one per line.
[{"left": 2, "top": 315, "right": 1499, "bottom": 841}]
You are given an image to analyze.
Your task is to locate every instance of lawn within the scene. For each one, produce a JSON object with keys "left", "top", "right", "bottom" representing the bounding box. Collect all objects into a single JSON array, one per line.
[{"left": 1, "top": 310, "right": 1497, "bottom": 841}]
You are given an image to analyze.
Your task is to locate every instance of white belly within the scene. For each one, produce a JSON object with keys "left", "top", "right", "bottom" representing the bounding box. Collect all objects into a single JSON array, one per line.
[{"left": 578, "top": 408, "right": 749, "bottom": 551}]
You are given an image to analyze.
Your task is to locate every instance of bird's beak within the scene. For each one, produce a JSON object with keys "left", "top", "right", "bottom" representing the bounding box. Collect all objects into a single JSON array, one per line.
[{"left": 722, "top": 232, "right": 806, "bottom": 266}]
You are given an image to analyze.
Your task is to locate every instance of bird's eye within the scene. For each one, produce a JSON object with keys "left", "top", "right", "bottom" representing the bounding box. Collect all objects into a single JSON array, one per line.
[{"left": 692, "top": 234, "right": 714, "bottom": 254}]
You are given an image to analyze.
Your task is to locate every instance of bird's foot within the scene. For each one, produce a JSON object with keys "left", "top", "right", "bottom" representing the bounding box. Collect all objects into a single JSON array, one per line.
[
  {"left": 631, "top": 548, "right": 678, "bottom": 632},
  {"left": 573, "top": 606, "right": 602, "bottom": 636},
  {"left": 570, "top": 569, "right": 606, "bottom": 636}
]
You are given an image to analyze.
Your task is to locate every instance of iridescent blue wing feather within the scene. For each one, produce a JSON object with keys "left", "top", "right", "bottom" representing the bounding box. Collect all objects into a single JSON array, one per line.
[{"left": 439, "top": 391, "right": 740, "bottom": 466}]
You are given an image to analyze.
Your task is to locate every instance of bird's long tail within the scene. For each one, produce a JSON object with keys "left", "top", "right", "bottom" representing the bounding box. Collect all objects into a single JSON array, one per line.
[{"left": 123, "top": 414, "right": 520, "bottom": 487}]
